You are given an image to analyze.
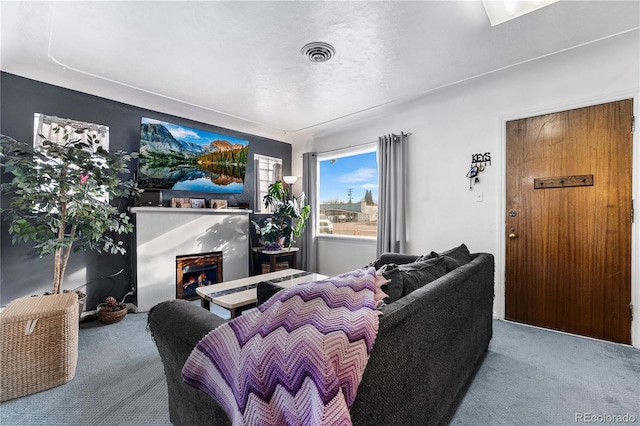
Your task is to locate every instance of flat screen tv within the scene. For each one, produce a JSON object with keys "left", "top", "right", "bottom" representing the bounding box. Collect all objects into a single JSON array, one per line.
[{"left": 138, "top": 117, "right": 249, "bottom": 194}]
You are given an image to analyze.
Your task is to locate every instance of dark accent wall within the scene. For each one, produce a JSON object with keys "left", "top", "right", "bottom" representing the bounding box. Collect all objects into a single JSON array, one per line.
[{"left": 0, "top": 72, "right": 291, "bottom": 309}]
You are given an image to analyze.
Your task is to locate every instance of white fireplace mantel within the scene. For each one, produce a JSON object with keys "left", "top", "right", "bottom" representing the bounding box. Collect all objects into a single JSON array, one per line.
[
  {"left": 130, "top": 207, "right": 251, "bottom": 311},
  {"left": 130, "top": 207, "right": 252, "bottom": 215}
]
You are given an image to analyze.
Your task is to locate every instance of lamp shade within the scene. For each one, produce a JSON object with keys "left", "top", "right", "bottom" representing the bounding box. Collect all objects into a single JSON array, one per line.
[{"left": 283, "top": 175, "right": 298, "bottom": 185}]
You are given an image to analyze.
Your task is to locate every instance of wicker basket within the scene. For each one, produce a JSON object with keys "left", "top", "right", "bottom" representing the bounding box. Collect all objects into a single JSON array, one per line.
[
  {"left": 96, "top": 307, "right": 127, "bottom": 324},
  {"left": 77, "top": 294, "right": 86, "bottom": 321},
  {"left": 0, "top": 293, "right": 79, "bottom": 401},
  {"left": 261, "top": 261, "right": 290, "bottom": 274}
]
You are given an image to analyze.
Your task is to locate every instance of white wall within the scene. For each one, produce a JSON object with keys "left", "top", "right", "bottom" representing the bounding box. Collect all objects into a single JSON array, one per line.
[
  {"left": 293, "top": 30, "right": 640, "bottom": 347},
  {"left": 316, "top": 237, "right": 377, "bottom": 278}
]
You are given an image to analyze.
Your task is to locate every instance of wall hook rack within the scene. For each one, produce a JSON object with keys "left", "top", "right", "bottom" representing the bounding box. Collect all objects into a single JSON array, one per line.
[{"left": 467, "top": 152, "right": 491, "bottom": 190}]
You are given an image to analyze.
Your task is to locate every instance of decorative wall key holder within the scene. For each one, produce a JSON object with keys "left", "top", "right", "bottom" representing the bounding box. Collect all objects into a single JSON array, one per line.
[{"left": 467, "top": 152, "right": 491, "bottom": 190}]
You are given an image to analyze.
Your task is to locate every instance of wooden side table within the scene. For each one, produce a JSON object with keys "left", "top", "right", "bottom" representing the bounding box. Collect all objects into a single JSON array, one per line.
[{"left": 251, "top": 247, "right": 299, "bottom": 275}]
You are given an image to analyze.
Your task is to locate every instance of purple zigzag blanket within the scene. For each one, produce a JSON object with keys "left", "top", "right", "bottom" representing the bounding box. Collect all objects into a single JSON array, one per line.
[{"left": 182, "top": 267, "right": 387, "bottom": 425}]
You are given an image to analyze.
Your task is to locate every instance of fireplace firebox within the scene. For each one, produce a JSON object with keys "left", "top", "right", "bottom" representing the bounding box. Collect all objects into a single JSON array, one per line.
[{"left": 176, "top": 251, "right": 223, "bottom": 301}]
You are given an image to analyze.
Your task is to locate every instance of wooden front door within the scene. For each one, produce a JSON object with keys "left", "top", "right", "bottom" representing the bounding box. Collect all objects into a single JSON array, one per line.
[{"left": 505, "top": 99, "right": 633, "bottom": 344}]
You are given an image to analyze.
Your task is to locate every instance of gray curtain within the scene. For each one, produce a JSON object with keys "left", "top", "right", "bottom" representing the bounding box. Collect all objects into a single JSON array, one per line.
[
  {"left": 376, "top": 132, "right": 408, "bottom": 257},
  {"left": 300, "top": 152, "right": 318, "bottom": 272}
]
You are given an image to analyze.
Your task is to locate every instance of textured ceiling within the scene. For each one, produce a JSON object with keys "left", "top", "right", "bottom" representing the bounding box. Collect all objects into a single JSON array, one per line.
[{"left": 1, "top": 1, "right": 638, "bottom": 141}]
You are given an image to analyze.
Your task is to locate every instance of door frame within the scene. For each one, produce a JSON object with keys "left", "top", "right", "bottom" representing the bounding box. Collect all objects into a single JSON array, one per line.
[{"left": 496, "top": 91, "right": 640, "bottom": 348}]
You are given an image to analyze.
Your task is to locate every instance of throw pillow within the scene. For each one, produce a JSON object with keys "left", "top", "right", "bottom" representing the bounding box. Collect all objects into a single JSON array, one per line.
[
  {"left": 256, "top": 281, "right": 283, "bottom": 305},
  {"left": 380, "top": 263, "right": 404, "bottom": 304},
  {"left": 430, "top": 243, "right": 471, "bottom": 272},
  {"left": 399, "top": 255, "right": 447, "bottom": 297},
  {"left": 362, "top": 259, "right": 381, "bottom": 270}
]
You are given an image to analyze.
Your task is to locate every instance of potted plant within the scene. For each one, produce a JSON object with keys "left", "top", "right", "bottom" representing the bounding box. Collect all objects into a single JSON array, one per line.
[
  {"left": 96, "top": 296, "right": 128, "bottom": 324},
  {"left": 253, "top": 180, "right": 310, "bottom": 251},
  {"left": 0, "top": 128, "right": 141, "bottom": 299}
]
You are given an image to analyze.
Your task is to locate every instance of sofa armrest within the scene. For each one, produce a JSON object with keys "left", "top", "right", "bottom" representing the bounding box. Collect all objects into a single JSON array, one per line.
[
  {"left": 148, "top": 299, "right": 227, "bottom": 347},
  {"left": 148, "top": 300, "right": 231, "bottom": 426},
  {"left": 351, "top": 253, "right": 494, "bottom": 426}
]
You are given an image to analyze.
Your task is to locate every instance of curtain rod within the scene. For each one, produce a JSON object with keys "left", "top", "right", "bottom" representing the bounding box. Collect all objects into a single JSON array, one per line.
[{"left": 317, "top": 132, "right": 412, "bottom": 156}]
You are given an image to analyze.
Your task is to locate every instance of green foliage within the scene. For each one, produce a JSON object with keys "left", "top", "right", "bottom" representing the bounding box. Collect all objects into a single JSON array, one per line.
[
  {"left": 140, "top": 146, "right": 248, "bottom": 180},
  {"left": 0, "top": 129, "right": 142, "bottom": 293},
  {"left": 252, "top": 180, "right": 310, "bottom": 248},
  {"left": 364, "top": 189, "right": 375, "bottom": 206},
  {"left": 141, "top": 150, "right": 195, "bottom": 167},
  {"left": 197, "top": 145, "right": 248, "bottom": 165}
]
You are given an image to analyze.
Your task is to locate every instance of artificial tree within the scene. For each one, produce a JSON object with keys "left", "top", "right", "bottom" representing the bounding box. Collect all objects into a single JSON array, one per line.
[
  {"left": 0, "top": 128, "right": 140, "bottom": 295},
  {"left": 253, "top": 180, "right": 310, "bottom": 250}
]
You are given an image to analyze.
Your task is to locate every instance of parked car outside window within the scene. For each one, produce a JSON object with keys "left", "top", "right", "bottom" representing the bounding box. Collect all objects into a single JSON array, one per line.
[{"left": 319, "top": 219, "right": 333, "bottom": 234}]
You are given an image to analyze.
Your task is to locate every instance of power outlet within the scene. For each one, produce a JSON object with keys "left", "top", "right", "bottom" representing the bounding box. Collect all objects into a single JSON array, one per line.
[{"left": 475, "top": 192, "right": 484, "bottom": 202}]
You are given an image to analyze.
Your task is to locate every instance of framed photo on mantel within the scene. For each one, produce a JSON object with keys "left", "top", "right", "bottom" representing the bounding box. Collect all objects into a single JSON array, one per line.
[
  {"left": 171, "top": 198, "right": 192, "bottom": 208},
  {"left": 210, "top": 199, "right": 228, "bottom": 209},
  {"left": 191, "top": 198, "right": 206, "bottom": 209}
]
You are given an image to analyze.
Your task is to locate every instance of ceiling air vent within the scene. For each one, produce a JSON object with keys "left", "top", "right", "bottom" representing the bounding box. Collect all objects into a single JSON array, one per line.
[{"left": 301, "top": 42, "right": 335, "bottom": 63}]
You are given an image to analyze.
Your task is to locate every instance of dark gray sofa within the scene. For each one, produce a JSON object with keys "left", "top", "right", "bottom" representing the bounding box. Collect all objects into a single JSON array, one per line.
[{"left": 148, "top": 251, "right": 494, "bottom": 426}]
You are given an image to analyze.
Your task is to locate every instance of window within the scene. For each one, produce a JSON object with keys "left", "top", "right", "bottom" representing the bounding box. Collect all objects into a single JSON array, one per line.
[
  {"left": 318, "top": 145, "right": 378, "bottom": 238},
  {"left": 254, "top": 154, "right": 282, "bottom": 213}
]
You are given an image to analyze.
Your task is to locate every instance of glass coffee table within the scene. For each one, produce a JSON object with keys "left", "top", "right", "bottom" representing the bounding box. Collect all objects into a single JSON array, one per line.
[{"left": 196, "top": 269, "right": 328, "bottom": 318}]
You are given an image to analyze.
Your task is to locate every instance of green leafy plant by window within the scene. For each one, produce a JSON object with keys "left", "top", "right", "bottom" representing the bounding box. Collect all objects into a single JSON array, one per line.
[
  {"left": 0, "top": 129, "right": 141, "bottom": 294},
  {"left": 253, "top": 180, "right": 310, "bottom": 250}
]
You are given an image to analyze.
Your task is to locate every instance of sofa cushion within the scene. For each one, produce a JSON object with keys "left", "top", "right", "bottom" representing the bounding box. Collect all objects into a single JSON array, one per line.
[
  {"left": 430, "top": 243, "right": 471, "bottom": 272},
  {"left": 372, "top": 254, "right": 421, "bottom": 304},
  {"left": 379, "top": 264, "right": 404, "bottom": 303},
  {"left": 362, "top": 259, "right": 381, "bottom": 270},
  {"left": 378, "top": 252, "right": 420, "bottom": 266},
  {"left": 256, "top": 281, "right": 283, "bottom": 305},
  {"left": 399, "top": 255, "right": 447, "bottom": 297},
  {"left": 380, "top": 255, "right": 447, "bottom": 302}
]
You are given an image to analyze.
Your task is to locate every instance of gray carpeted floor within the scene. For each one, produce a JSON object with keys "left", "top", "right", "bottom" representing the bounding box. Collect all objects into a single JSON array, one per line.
[
  {"left": 451, "top": 320, "right": 640, "bottom": 425},
  {"left": 1, "top": 316, "right": 638, "bottom": 425},
  {"left": 1, "top": 312, "right": 170, "bottom": 426}
]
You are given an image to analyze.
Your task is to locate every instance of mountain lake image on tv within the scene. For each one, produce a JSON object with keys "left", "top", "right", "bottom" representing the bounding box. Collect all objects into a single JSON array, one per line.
[{"left": 138, "top": 117, "right": 249, "bottom": 193}]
